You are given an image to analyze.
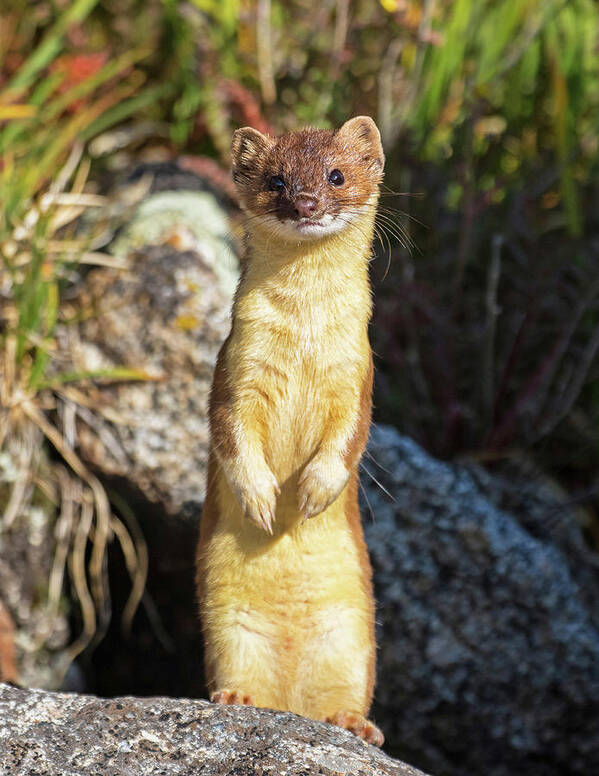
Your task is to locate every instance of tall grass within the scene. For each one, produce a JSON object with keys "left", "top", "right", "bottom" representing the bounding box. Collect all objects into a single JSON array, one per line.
[{"left": 154, "top": 0, "right": 598, "bottom": 241}]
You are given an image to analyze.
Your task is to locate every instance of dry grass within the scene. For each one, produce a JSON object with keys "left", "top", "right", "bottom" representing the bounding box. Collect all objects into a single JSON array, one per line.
[{"left": 0, "top": 155, "right": 151, "bottom": 682}]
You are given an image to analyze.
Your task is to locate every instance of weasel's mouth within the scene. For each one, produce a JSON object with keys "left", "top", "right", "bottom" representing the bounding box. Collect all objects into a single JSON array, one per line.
[
  {"left": 272, "top": 214, "right": 346, "bottom": 240},
  {"left": 295, "top": 220, "right": 325, "bottom": 230}
]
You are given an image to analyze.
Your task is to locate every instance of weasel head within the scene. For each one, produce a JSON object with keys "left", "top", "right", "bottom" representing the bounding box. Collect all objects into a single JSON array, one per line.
[{"left": 231, "top": 117, "right": 385, "bottom": 242}]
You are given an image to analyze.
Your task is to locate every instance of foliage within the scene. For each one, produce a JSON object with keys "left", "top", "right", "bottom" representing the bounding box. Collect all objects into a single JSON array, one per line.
[
  {"left": 140, "top": 0, "right": 599, "bottom": 241},
  {"left": 7, "top": 1, "right": 595, "bottom": 240}
]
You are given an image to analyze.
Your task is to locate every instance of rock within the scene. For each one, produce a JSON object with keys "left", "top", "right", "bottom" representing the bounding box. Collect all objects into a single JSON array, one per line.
[
  {"left": 1, "top": 170, "right": 238, "bottom": 694},
  {"left": 363, "top": 424, "right": 599, "bottom": 776},
  {"left": 48, "top": 181, "right": 240, "bottom": 699},
  {"left": 46, "top": 172, "right": 242, "bottom": 700},
  {"left": 0, "top": 682, "right": 428, "bottom": 776},
  {"left": 59, "top": 188, "right": 238, "bottom": 516},
  {"left": 109, "top": 189, "right": 239, "bottom": 299}
]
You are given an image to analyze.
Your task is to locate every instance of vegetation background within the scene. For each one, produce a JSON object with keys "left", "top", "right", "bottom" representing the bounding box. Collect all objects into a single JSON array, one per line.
[{"left": 1, "top": 0, "right": 599, "bottom": 724}]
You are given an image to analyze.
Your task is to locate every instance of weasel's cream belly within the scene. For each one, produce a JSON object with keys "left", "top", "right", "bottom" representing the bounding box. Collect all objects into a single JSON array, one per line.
[{"left": 200, "top": 470, "right": 373, "bottom": 718}]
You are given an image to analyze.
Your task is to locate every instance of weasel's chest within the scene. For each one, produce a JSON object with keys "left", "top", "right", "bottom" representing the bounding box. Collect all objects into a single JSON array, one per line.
[
  {"left": 229, "top": 279, "right": 370, "bottom": 477},
  {"left": 234, "top": 323, "right": 365, "bottom": 477}
]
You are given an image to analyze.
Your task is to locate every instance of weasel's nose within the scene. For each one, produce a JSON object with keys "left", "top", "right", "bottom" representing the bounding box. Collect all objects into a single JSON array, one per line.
[{"left": 294, "top": 196, "right": 318, "bottom": 219}]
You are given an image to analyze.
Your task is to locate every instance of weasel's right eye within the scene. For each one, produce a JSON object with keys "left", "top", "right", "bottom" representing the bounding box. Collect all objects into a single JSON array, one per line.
[
  {"left": 328, "top": 169, "right": 344, "bottom": 186},
  {"left": 268, "top": 175, "right": 285, "bottom": 192}
]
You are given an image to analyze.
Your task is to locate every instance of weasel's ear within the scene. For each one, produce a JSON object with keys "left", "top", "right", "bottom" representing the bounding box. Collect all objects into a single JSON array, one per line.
[
  {"left": 337, "top": 116, "right": 385, "bottom": 171},
  {"left": 231, "top": 127, "right": 272, "bottom": 182}
]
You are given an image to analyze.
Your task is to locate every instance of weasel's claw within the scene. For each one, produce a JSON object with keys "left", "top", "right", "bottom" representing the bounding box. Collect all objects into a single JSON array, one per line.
[
  {"left": 325, "top": 710, "right": 385, "bottom": 747},
  {"left": 244, "top": 490, "right": 277, "bottom": 534},
  {"left": 211, "top": 688, "right": 254, "bottom": 706},
  {"left": 297, "top": 454, "right": 348, "bottom": 520},
  {"left": 298, "top": 492, "right": 308, "bottom": 514},
  {"left": 238, "top": 465, "right": 279, "bottom": 534},
  {"left": 245, "top": 502, "right": 273, "bottom": 534}
]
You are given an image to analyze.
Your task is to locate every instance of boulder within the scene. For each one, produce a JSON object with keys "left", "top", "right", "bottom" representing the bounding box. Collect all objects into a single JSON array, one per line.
[
  {"left": 60, "top": 186, "right": 238, "bottom": 516},
  {"left": 1, "top": 167, "right": 238, "bottom": 693},
  {"left": 50, "top": 176, "right": 240, "bottom": 699},
  {"left": 364, "top": 424, "right": 599, "bottom": 776},
  {"left": 0, "top": 682, "right": 428, "bottom": 776}
]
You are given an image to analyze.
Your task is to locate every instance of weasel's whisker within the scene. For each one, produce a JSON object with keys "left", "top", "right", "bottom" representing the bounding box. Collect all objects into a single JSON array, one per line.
[
  {"left": 358, "top": 477, "right": 376, "bottom": 523},
  {"left": 360, "top": 463, "right": 396, "bottom": 502},
  {"left": 364, "top": 448, "right": 394, "bottom": 476},
  {"left": 377, "top": 205, "right": 428, "bottom": 230},
  {"left": 375, "top": 213, "right": 419, "bottom": 254}
]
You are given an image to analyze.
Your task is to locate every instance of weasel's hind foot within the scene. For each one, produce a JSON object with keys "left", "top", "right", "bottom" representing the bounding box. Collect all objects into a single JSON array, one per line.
[
  {"left": 325, "top": 711, "right": 384, "bottom": 747},
  {"left": 210, "top": 688, "right": 254, "bottom": 706}
]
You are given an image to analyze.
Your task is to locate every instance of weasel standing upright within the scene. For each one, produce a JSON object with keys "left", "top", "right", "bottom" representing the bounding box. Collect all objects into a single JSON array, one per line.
[{"left": 196, "top": 117, "right": 385, "bottom": 746}]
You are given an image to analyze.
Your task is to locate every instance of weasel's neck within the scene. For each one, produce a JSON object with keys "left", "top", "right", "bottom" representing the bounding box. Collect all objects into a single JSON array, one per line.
[{"left": 238, "top": 207, "right": 377, "bottom": 302}]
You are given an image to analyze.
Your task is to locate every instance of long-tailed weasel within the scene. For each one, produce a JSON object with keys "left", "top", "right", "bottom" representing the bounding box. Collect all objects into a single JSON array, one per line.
[{"left": 196, "top": 117, "right": 385, "bottom": 746}]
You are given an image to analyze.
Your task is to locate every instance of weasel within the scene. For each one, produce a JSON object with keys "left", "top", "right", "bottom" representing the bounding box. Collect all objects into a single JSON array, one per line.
[{"left": 196, "top": 116, "right": 385, "bottom": 746}]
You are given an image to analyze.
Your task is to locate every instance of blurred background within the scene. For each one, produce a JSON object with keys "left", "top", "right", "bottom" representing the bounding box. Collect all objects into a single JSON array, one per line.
[{"left": 1, "top": 1, "right": 599, "bottom": 775}]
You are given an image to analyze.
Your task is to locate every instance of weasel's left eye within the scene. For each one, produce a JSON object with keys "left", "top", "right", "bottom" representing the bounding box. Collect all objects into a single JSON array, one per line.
[{"left": 328, "top": 169, "right": 344, "bottom": 186}]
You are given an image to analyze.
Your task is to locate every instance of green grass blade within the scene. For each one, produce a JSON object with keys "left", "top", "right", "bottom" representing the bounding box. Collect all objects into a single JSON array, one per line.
[
  {"left": 79, "top": 83, "right": 174, "bottom": 141},
  {"left": 6, "top": 0, "right": 100, "bottom": 94},
  {"left": 40, "top": 367, "right": 160, "bottom": 390}
]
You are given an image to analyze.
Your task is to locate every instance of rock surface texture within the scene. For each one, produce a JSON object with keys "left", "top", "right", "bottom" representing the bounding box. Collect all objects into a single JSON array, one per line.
[
  {"left": 363, "top": 425, "right": 599, "bottom": 776},
  {"left": 0, "top": 683, "right": 427, "bottom": 776},
  {"left": 1, "top": 166, "right": 238, "bottom": 692},
  {"left": 59, "top": 177, "right": 238, "bottom": 516},
  {"left": 51, "top": 172, "right": 241, "bottom": 698}
]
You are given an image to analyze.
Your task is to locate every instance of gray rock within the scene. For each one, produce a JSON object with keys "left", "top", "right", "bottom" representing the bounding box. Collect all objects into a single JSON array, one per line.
[
  {"left": 363, "top": 424, "right": 599, "bottom": 776},
  {"left": 109, "top": 190, "right": 239, "bottom": 299},
  {"left": 0, "top": 177, "right": 238, "bottom": 692},
  {"left": 0, "top": 682, "right": 428, "bottom": 776},
  {"left": 58, "top": 188, "right": 238, "bottom": 515}
]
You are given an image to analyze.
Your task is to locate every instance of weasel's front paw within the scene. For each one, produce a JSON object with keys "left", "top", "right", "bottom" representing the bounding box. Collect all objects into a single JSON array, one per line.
[
  {"left": 237, "top": 465, "right": 280, "bottom": 534},
  {"left": 298, "top": 453, "right": 349, "bottom": 519}
]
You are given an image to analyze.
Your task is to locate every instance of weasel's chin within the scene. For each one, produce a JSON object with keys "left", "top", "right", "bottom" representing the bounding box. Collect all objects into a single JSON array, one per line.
[
  {"left": 246, "top": 212, "right": 350, "bottom": 241},
  {"left": 294, "top": 220, "right": 327, "bottom": 235},
  {"left": 288, "top": 216, "right": 348, "bottom": 239}
]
